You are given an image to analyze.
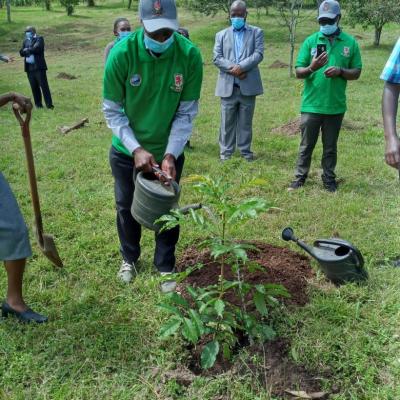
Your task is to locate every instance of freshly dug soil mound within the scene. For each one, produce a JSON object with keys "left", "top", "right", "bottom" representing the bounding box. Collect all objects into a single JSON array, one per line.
[
  {"left": 272, "top": 117, "right": 365, "bottom": 136},
  {"left": 269, "top": 59, "right": 289, "bottom": 68},
  {"left": 56, "top": 72, "right": 77, "bottom": 80},
  {"left": 177, "top": 241, "right": 314, "bottom": 307}
]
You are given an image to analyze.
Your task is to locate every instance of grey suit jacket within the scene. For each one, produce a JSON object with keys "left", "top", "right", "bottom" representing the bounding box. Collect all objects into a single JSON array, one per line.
[{"left": 213, "top": 24, "right": 264, "bottom": 98}]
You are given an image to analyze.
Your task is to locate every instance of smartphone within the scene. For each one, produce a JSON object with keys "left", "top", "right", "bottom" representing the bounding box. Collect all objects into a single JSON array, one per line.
[{"left": 316, "top": 44, "right": 327, "bottom": 57}]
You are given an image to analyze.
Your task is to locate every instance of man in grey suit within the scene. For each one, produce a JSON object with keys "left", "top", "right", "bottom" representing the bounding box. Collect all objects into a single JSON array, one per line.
[{"left": 213, "top": 0, "right": 264, "bottom": 161}]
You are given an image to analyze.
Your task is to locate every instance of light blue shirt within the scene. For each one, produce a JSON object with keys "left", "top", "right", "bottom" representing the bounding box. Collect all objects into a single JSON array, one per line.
[
  {"left": 233, "top": 26, "right": 246, "bottom": 85},
  {"left": 381, "top": 38, "right": 400, "bottom": 84}
]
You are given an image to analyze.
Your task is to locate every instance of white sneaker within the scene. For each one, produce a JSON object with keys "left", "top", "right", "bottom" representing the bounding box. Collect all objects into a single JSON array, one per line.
[
  {"left": 160, "top": 271, "right": 177, "bottom": 293},
  {"left": 118, "top": 261, "right": 137, "bottom": 283}
]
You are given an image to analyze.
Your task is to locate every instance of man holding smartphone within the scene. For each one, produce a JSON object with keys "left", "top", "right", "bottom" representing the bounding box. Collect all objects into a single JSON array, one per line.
[{"left": 288, "top": 0, "right": 362, "bottom": 192}]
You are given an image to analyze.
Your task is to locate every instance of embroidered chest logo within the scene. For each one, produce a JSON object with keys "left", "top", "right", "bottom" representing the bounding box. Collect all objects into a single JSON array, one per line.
[
  {"left": 342, "top": 46, "right": 350, "bottom": 57},
  {"left": 171, "top": 73, "right": 184, "bottom": 92},
  {"left": 153, "top": 0, "right": 162, "bottom": 16},
  {"left": 130, "top": 74, "right": 142, "bottom": 87}
]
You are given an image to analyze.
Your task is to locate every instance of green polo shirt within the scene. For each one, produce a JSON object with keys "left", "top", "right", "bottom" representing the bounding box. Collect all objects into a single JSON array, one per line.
[
  {"left": 103, "top": 28, "right": 203, "bottom": 162},
  {"left": 296, "top": 30, "right": 362, "bottom": 115}
]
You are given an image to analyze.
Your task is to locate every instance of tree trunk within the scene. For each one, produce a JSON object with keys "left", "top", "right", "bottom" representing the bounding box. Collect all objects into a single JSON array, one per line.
[
  {"left": 374, "top": 26, "right": 382, "bottom": 46},
  {"left": 127, "top": 0, "right": 132, "bottom": 9},
  {"left": 87, "top": 0, "right": 95, "bottom": 6},
  {"left": 6, "top": 0, "right": 11, "bottom": 22},
  {"left": 45, "top": 0, "right": 51, "bottom": 10}
]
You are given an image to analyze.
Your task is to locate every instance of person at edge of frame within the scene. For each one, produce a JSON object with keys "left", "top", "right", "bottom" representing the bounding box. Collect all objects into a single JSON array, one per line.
[
  {"left": 288, "top": 0, "right": 362, "bottom": 193},
  {"left": 102, "top": 0, "right": 203, "bottom": 291},
  {"left": 0, "top": 92, "right": 48, "bottom": 323},
  {"left": 381, "top": 36, "right": 400, "bottom": 267}
]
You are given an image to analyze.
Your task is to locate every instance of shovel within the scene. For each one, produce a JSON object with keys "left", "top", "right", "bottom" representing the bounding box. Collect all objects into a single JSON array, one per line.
[{"left": 13, "top": 104, "right": 63, "bottom": 268}]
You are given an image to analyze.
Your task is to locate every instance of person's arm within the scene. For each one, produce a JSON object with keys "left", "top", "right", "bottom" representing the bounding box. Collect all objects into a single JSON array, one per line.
[
  {"left": 0, "top": 92, "right": 32, "bottom": 111},
  {"left": 382, "top": 82, "right": 400, "bottom": 169},
  {"left": 213, "top": 32, "right": 235, "bottom": 73},
  {"left": 296, "top": 52, "right": 328, "bottom": 79},
  {"left": 20, "top": 40, "right": 29, "bottom": 57},
  {"left": 28, "top": 36, "right": 45, "bottom": 55},
  {"left": 238, "top": 28, "right": 264, "bottom": 72}
]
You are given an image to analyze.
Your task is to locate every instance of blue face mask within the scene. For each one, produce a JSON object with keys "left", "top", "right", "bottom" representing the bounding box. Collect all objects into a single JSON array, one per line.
[
  {"left": 25, "top": 32, "right": 33, "bottom": 40},
  {"left": 144, "top": 33, "right": 174, "bottom": 54},
  {"left": 231, "top": 17, "right": 245, "bottom": 30},
  {"left": 320, "top": 23, "right": 338, "bottom": 36},
  {"left": 118, "top": 31, "right": 131, "bottom": 41}
]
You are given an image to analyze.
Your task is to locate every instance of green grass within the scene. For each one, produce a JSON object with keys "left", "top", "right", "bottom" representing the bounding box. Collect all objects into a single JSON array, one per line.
[{"left": 1, "top": 2, "right": 400, "bottom": 399}]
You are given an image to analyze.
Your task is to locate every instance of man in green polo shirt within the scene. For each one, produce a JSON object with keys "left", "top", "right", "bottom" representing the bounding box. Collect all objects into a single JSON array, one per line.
[
  {"left": 288, "top": 0, "right": 362, "bottom": 192},
  {"left": 103, "top": 0, "right": 203, "bottom": 285}
]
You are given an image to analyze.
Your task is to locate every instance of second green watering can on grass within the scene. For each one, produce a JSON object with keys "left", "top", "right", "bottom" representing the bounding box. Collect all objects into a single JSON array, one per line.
[
  {"left": 282, "top": 227, "right": 368, "bottom": 285},
  {"left": 131, "top": 170, "right": 201, "bottom": 232}
]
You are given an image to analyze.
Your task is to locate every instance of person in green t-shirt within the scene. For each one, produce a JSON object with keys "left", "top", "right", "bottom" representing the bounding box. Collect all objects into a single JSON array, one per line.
[
  {"left": 288, "top": 0, "right": 362, "bottom": 193},
  {"left": 103, "top": 0, "right": 203, "bottom": 287}
]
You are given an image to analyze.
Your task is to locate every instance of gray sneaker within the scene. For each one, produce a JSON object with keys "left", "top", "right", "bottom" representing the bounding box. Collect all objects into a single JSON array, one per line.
[
  {"left": 118, "top": 261, "right": 137, "bottom": 283},
  {"left": 160, "top": 271, "right": 177, "bottom": 293}
]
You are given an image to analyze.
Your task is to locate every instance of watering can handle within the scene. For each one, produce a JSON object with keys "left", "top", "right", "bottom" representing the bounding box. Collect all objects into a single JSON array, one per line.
[{"left": 314, "top": 239, "right": 364, "bottom": 268}]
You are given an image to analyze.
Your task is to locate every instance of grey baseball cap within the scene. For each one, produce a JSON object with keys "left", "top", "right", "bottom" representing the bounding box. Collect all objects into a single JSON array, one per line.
[
  {"left": 318, "top": 0, "right": 341, "bottom": 20},
  {"left": 139, "top": 0, "right": 179, "bottom": 33}
]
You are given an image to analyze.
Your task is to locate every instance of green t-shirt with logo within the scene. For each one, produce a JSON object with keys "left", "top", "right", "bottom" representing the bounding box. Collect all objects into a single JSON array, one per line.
[
  {"left": 103, "top": 28, "right": 203, "bottom": 162},
  {"left": 296, "top": 31, "right": 362, "bottom": 115}
]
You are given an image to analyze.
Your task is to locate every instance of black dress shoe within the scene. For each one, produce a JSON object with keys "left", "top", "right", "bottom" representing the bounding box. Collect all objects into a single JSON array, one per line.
[{"left": 1, "top": 302, "right": 48, "bottom": 323}]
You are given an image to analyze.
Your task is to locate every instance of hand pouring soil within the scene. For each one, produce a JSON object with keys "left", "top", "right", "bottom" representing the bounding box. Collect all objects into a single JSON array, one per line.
[
  {"left": 131, "top": 167, "right": 201, "bottom": 232},
  {"left": 282, "top": 227, "right": 368, "bottom": 285}
]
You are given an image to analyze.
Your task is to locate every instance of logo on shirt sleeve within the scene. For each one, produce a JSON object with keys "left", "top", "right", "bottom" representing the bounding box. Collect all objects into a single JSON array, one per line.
[
  {"left": 130, "top": 74, "right": 142, "bottom": 87},
  {"left": 170, "top": 73, "right": 184, "bottom": 92}
]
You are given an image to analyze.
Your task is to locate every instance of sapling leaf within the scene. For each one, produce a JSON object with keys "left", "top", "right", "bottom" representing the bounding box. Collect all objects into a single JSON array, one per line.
[
  {"left": 214, "top": 299, "right": 225, "bottom": 318},
  {"left": 159, "top": 318, "right": 182, "bottom": 338},
  {"left": 182, "top": 317, "right": 199, "bottom": 344},
  {"left": 201, "top": 340, "right": 220, "bottom": 369},
  {"left": 157, "top": 303, "right": 183, "bottom": 318},
  {"left": 254, "top": 292, "right": 268, "bottom": 316},
  {"left": 188, "top": 309, "right": 205, "bottom": 335},
  {"left": 167, "top": 292, "right": 189, "bottom": 308}
]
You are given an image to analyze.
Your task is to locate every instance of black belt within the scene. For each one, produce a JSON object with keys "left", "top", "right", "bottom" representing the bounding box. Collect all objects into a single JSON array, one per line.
[{"left": 233, "top": 83, "right": 240, "bottom": 88}]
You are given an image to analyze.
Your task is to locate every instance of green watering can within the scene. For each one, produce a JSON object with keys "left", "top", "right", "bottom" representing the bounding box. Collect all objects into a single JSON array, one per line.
[
  {"left": 282, "top": 227, "right": 368, "bottom": 285},
  {"left": 131, "top": 167, "right": 201, "bottom": 232}
]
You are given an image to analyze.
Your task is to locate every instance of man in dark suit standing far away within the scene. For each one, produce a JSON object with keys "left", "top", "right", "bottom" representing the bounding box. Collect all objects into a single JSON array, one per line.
[{"left": 20, "top": 26, "right": 54, "bottom": 109}]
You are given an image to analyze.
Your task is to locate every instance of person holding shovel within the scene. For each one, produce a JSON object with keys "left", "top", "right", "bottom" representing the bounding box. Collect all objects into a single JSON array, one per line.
[
  {"left": 103, "top": 0, "right": 203, "bottom": 287},
  {"left": 0, "top": 92, "right": 47, "bottom": 323}
]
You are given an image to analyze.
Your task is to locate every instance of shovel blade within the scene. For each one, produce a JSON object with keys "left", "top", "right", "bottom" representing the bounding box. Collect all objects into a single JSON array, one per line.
[{"left": 34, "top": 227, "right": 63, "bottom": 268}]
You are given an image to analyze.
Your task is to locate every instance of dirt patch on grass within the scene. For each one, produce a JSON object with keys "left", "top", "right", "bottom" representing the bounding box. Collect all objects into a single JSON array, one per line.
[
  {"left": 271, "top": 117, "right": 369, "bottom": 136},
  {"left": 56, "top": 72, "right": 78, "bottom": 80},
  {"left": 177, "top": 242, "right": 314, "bottom": 307},
  {"left": 173, "top": 243, "right": 328, "bottom": 396},
  {"left": 269, "top": 59, "right": 289, "bottom": 68}
]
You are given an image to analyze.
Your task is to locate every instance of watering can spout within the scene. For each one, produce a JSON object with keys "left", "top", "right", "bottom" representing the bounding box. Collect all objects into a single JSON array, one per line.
[
  {"left": 281, "top": 227, "right": 319, "bottom": 260},
  {"left": 177, "top": 203, "right": 202, "bottom": 215}
]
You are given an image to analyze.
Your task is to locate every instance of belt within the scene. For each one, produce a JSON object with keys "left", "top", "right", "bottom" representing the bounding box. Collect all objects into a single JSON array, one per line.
[{"left": 233, "top": 83, "right": 240, "bottom": 88}]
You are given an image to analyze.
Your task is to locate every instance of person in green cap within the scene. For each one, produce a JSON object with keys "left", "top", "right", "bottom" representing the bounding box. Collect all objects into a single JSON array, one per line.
[
  {"left": 103, "top": 0, "right": 203, "bottom": 288},
  {"left": 288, "top": 0, "right": 362, "bottom": 192}
]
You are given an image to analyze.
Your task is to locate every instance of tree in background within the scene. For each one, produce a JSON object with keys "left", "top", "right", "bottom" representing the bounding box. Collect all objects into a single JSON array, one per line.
[
  {"left": 6, "top": 0, "right": 11, "bottom": 21},
  {"left": 60, "top": 0, "right": 78, "bottom": 15},
  {"left": 181, "top": 0, "right": 231, "bottom": 16},
  {"left": 346, "top": 0, "right": 400, "bottom": 46},
  {"left": 274, "top": 0, "right": 306, "bottom": 77}
]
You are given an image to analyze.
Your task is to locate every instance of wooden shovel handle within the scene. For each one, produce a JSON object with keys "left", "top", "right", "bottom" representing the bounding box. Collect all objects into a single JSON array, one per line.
[{"left": 12, "top": 104, "right": 44, "bottom": 243}]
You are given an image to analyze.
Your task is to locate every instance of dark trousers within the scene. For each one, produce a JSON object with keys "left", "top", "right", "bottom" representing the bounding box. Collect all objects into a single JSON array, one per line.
[
  {"left": 295, "top": 112, "right": 344, "bottom": 182},
  {"left": 109, "top": 146, "right": 184, "bottom": 273},
  {"left": 27, "top": 70, "right": 53, "bottom": 108}
]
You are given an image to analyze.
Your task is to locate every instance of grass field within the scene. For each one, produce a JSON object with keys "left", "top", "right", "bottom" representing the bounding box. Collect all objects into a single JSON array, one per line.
[{"left": 1, "top": 2, "right": 400, "bottom": 399}]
